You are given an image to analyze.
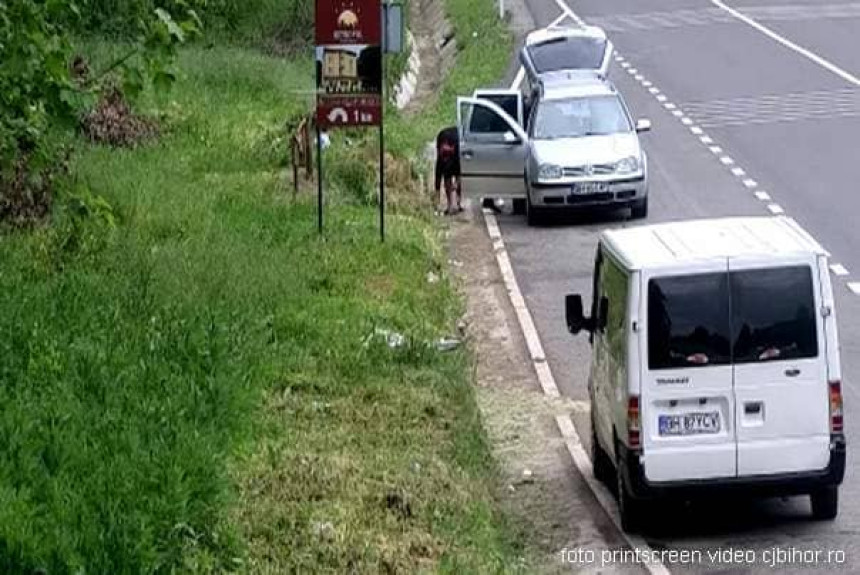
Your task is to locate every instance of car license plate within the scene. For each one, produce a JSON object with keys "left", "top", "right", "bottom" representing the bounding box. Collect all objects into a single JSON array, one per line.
[
  {"left": 659, "top": 412, "right": 720, "bottom": 436},
  {"left": 572, "top": 182, "right": 609, "bottom": 195}
]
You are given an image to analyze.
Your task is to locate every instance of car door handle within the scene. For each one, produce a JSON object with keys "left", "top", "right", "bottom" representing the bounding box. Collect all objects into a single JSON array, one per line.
[
  {"left": 785, "top": 368, "right": 801, "bottom": 377},
  {"left": 462, "top": 151, "right": 474, "bottom": 160},
  {"left": 744, "top": 402, "right": 762, "bottom": 415}
]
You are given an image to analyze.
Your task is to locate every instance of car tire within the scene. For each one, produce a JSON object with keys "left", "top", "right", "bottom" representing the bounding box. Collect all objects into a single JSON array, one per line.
[
  {"left": 512, "top": 198, "right": 527, "bottom": 215},
  {"left": 526, "top": 193, "right": 543, "bottom": 226},
  {"left": 811, "top": 486, "right": 838, "bottom": 520},
  {"left": 591, "top": 413, "right": 613, "bottom": 486},
  {"left": 631, "top": 197, "right": 648, "bottom": 220},
  {"left": 616, "top": 450, "right": 643, "bottom": 533}
]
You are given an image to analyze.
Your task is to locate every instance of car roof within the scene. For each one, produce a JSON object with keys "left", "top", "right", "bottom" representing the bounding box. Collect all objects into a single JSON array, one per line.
[
  {"left": 525, "top": 24, "right": 607, "bottom": 46},
  {"left": 540, "top": 74, "right": 617, "bottom": 99},
  {"left": 601, "top": 216, "right": 828, "bottom": 270}
]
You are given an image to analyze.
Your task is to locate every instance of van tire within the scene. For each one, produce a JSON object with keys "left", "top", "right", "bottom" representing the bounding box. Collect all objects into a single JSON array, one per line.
[
  {"left": 526, "top": 193, "right": 543, "bottom": 226},
  {"left": 811, "top": 487, "right": 838, "bottom": 520},
  {"left": 631, "top": 197, "right": 648, "bottom": 220},
  {"left": 616, "top": 453, "right": 644, "bottom": 533},
  {"left": 591, "top": 415, "right": 613, "bottom": 486}
]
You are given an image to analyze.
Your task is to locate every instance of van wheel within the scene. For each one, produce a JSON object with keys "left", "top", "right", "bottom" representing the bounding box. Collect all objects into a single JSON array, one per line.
[
  {"left": 811, "top": 487, "right": 838, "bottom": 520},
  {"left": 591, "top": 415, "right": 613, "bottom": 485},
  {"left": 631, "top": 198, "right": 648, "bottom": 220},
  {"left": 616, "top": 453, "right": 643, "bottom": 533}
]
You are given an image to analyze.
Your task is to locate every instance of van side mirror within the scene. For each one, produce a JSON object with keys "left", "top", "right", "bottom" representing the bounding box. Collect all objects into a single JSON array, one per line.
[
  {"left": 635, "top": 119, "right": 652, "bottom": 133},
  {"left": 503, "top": 130, "right": 519, "bottom": 144},
  {"left": 566, "top": 294, "right": 589, "bottom": 335}
]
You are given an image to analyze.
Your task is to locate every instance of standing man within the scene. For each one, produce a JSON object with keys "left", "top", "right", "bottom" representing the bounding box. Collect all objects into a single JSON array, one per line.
[{"left": 434, "top": 126, "right": 462, "bottom": 215}]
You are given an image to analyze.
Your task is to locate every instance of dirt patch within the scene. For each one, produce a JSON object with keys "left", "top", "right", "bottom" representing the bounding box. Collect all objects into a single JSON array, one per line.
[
  {"left": 81, "top": 86, "right": 159, "bottom": 148},
  {"left": 447, "top": 206, "right": 646, "bottom": 574}
]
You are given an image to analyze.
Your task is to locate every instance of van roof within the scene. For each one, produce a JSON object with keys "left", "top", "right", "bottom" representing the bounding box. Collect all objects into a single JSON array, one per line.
[{"left": 601, "top": 216, "right": 828, "bottom": 270}]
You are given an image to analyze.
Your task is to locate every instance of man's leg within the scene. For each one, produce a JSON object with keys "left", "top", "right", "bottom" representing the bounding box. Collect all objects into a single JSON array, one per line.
[{"left": 443, "top": 175, "right": 455, "bottom": 214}]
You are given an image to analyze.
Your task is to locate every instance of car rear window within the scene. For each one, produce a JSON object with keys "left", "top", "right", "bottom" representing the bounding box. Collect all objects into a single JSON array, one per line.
[
  {"left": 526, "top": 37, "right": 606, "bottom": 73},
  {"left": 648, "top": 273, "right": 731, "bottom": 370},
  {"left": 730, "top": 266, "right": 818, "bottom": 363}
]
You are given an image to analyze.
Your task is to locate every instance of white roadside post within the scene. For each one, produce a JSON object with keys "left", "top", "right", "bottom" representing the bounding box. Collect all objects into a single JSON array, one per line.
[{"left": 499, "top": 0, "right": 504, "bottom": 19}]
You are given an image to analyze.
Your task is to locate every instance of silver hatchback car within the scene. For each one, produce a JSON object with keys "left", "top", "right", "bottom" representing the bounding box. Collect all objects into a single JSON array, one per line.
[{"left": 457, "top": 74, "right": 651, "bottom": 225}]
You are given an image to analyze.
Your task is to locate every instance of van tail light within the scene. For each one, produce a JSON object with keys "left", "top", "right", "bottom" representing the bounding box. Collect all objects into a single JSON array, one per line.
[
  {"left": 628, "top": 396, "right": 641, "bottom": 450},
  {"left": 829, "top": 380, "right": 844, "bottom": 434}
]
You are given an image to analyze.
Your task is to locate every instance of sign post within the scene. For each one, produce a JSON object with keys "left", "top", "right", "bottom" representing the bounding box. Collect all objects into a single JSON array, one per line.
[{"left": 315, "top": 0, "right": 384, "bottom": 238}]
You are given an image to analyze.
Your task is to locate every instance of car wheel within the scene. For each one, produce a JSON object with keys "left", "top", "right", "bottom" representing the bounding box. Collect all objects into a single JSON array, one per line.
[
  {"left": 631, "top": 197, "right": 648, "bottom": 220},
  {"left": 591, "top": 413, "right": 613, "bottom": 486},
  {"left": 811, "top": 486, "right": 838, "bottom": 520},
  {"left": 526, "top": 193, "right": 542, "bottom": 226},
  {"left": 616, "top": 450, "right": 643, "bottom": 533},
  {"left": 512, "top": 198, "right": 527, "bottom": 215}
]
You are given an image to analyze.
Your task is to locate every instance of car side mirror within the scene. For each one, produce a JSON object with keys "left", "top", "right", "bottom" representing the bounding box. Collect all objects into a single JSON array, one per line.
[
  {"left": 503, "top": 130, "right": 519, "bottom": 144},
  {"left": 566, "top": 294, "right": 589, "bottom": 335},
  {"left": 635, "top": 119, "right": 652, "bottom": 133}
]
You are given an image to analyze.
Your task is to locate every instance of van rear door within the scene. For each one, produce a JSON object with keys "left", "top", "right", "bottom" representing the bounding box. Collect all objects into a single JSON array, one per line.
[
  {"left": 641, "top": 260, "right": 737, "bottom": 482},
  {"left": 729, "top": 257, "right": 830, "bottom": 476}
]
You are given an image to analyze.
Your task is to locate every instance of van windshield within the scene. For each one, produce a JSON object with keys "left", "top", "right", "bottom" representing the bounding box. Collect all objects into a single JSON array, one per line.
[{"left": 648, "top": 266, "right": 819, "bottom": 370}]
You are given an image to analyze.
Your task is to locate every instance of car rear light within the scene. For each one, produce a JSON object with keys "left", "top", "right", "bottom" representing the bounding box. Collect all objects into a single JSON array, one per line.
[
  {"left": 829, "top": 380, "right": 844, "bottom": 434},
  {"left": 628, "top": 396, "right": 641, "bottom": 450}
]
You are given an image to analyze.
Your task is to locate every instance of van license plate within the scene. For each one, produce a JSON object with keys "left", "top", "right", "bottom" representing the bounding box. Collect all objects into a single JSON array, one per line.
[
  {"left": 572, "top": 182, "right": 609, "bottom": 195},
  {"left": 659, "top": 412, "right": 720, "bottom": 436}
]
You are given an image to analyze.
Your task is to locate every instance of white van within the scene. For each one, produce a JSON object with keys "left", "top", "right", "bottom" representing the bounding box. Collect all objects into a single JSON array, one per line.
[{"left": 565, "top": 216, "right": 846, "bottom": 532}]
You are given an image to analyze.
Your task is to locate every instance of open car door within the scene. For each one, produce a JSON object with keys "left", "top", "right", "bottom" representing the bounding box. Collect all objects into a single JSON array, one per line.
[
  {"left": 456, "top": 96, "right": 528, "bottom": 200},
  {"left": 472, "top": 89, "right": 524, "bottom": 125}
]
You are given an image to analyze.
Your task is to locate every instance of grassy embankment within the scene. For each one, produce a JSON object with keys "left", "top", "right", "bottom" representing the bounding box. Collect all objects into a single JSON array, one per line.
[{"left": 0, "top": 0, "right": 516, "bottom": 572}]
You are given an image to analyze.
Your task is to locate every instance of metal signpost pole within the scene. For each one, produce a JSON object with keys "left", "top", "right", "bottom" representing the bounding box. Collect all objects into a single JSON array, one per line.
[
  {"left": 317, "top": 125, "right": 323, "bottom": 235},
  {"left": 380, "top": 2, "right": 387, "bottom": 243}
]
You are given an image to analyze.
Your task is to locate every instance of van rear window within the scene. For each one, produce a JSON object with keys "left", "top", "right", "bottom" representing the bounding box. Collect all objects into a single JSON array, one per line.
[
  {"left": 526, "top": 38, "right": 606, "bottom": 74},
  {"left": 648, "top": 266, "right": 818, "bottom": 370},
  {"left": 648, "top": 273, "right": 732, "bottom": 369},
  {"left": 731, "top": 266, "right": 818, "bottom": 363}
]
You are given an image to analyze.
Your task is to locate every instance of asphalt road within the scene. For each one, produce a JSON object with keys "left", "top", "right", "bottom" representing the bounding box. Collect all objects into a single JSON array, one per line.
[{"left": 490, "top": 0, "right": 860, "bottom": 572}]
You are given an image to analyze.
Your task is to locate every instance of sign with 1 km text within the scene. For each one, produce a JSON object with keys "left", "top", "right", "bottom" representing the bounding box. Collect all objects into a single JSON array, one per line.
[{"left": 315, "top": 0, "right": 382, "bottom": 128}]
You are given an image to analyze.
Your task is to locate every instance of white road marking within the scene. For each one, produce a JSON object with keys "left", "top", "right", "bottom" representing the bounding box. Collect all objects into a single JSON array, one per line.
[
  {"left": 848, "top": 282, "right": 860, "bottom": 294},
  {"left": 482, "top": 210, "right": 560, "bottom": 398},
  {"left": 649, "top": 87, "right": 660, "bottom": 94},
  {"left": 831, "top": 264, "right": 850, "bottom": 276},
  {"left": 700, "top": 135, "right": 713, "bottom": 144},
  {"left": 672, "top": 110, "right": 684, "bottom": 117},
  {"left": 743, "top": 178, "right": 758, "bottom": 188},
  {"left": 720, "top": 156, "right": 735, "bottom": 165},
  {"left": 665, "top": 102, "right": 677, "bottom": 110},
  {"left": 755, "top": 191, "right": 772, "bottom": 201},
  {"left": 629, "top": 68, "right": 639, "bottom": 74},
  {"left": 768, "top": 204, "right": 785, "bottom": 214},
  {"left": 709, "top": 145, "right": 723, "bottom": 154},
  {"left": 550, "top": 12, "right": 571, "bottom": 27},
  {"left": 681, "top": 117, "right": 693, "bottom": 125},
  {"left": 656, "top": 94, "right": 668, "bottom": 102},
  {"left": 553, "top": 0, "right": 585, "bottom": 25},
  {"left": 634, "top": 74, "right": 644, "bottom": 81},
  {"left": 621, "top": 61, "right": 631, "bottom": 69},
  {"left": 690, "top": 126, "right": 703, "bottom": 135},
  {"left": 731, "top": 166, "right": 746, "bottom": 176},
  {"left": 642, "top": 80, "right": 653, "bottom": 87},
  {"left": 712, "top": 0, "right": 860, "bottom": 88}
]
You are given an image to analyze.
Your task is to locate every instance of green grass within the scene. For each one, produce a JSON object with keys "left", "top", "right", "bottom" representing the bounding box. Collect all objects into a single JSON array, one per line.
[{"left": 0, "top": 0, "right": 521, "bottom": 570}]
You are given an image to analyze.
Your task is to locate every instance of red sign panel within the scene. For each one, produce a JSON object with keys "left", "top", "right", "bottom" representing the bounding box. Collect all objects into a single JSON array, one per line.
[
  {"left": 316, "top": 0, "right": 381, "bottom": 45},
  {"left": 317, "top": 96, "right": 381, "bottom": 128}
]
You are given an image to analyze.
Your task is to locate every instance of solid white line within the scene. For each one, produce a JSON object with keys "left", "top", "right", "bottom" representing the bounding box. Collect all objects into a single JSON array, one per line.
[
  {"left": 743, "top": 178, "right": 758, "bottom": 188},
  {"left": 848, "top": 282, "right": 860, "bottom": 294},
  {"left": 557, "top": 416, "right": 672, "bottom": 575},
  {"left": 731, "top": 167, "right": 746, "bottom": 176},
  {"left": 512, "top": 67, "right": 525, "bottom": 90},
  {"left": 831, "top": 264, "right": 850, "bottom": 276},
  {"left": 768, "top": 204, "right": 785, "bottom": 214},
  {"left": 483, "top": 210, "right": 560, "bottom": 398},
  {"left": 550, "top": 12, "right": 570, "bottom": 27},
  {"left": 553, "top": 0, "right": 585, "bottom": 25},
  {"left": 700, "top": 135, "right": 713, "bottom": 144},
  {"left": 712, "top": 0, "right": 860, "bottom": 88},
  {"left": 755, "top": 191, "right": 772, "bottom": 201}
]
